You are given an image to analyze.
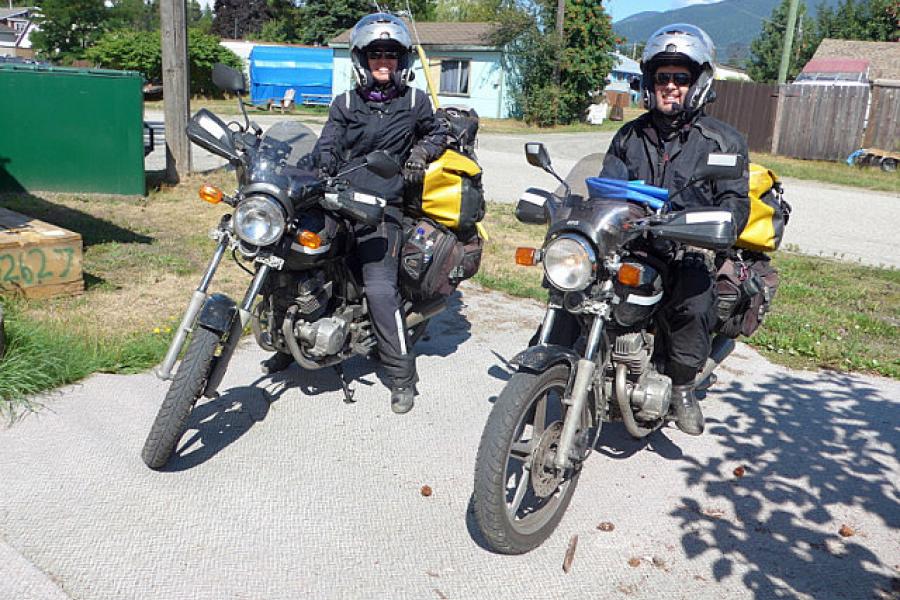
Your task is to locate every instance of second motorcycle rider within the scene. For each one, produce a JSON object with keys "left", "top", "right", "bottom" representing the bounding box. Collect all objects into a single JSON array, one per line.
[{"left": 260, "top": 13, "right": 450, "bottom": 415}]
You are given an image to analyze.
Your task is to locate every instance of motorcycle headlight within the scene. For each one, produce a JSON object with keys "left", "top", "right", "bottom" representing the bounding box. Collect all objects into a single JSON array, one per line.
[
  {"left": 233, "top": 195, "right": 286, "bottom": 247},
  {"left": 543, "top": 234, "right": 596, "bottom": 291}
]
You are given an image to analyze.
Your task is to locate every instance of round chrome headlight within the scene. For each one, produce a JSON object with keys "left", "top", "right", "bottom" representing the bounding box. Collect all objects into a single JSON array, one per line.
[
  {"left": 233, "top": 195, "right": 286, "bottom": 247},
  {"left": 543, "top": 234, "right": 597, "bottom": 291}
]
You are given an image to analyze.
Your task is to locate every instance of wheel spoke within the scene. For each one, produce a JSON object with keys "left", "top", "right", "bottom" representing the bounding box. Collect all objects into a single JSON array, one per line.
[
  {"left": 509, "top": 441, "right": 532, "bottom": 460},
  {"left": 533, "top": 395, "right": 547, "bottom": 436},
  {"left": 507, "top": 466, "right": 531, "bottom": 519}
]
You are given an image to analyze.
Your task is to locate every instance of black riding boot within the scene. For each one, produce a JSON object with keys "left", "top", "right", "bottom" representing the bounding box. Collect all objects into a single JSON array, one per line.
[
  {"left": 671, "top": 384, "right": 704, "bottom": 435},
  {"left": 260, "top": 351, "right": 293, "bottom": 375}
]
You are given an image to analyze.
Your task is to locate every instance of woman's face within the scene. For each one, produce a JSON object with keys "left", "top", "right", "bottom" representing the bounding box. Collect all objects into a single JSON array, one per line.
[
  {"left": 367, "top": 48, "right": 399, "bottom": 84},
  {"left": 653, "top": 65, "right": 693, "bottom": 115}
]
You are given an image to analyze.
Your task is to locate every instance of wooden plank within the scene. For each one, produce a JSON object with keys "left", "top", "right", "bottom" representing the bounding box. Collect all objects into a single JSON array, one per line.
[{"left": 0, "top": 207, "right": 84, "bottom": 299}]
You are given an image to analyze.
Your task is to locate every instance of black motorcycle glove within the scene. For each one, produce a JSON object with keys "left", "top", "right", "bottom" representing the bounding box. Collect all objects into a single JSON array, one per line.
[{"left": 403, "top": 146, "right": 428, "bottom": 184}]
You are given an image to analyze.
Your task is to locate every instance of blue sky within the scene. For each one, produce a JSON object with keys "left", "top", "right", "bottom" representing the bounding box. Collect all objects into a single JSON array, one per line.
[{"left": 606, "top": 0, "right": 725, "bottom": 22}]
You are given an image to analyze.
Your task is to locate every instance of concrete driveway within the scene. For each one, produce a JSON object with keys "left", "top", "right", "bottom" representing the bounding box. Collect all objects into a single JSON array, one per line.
[
  {"left": 145, "top": 111, "right": 899, "bottom": 268},
  {"left": 1, "top": 282, "right": 898, "bottom": 600}
]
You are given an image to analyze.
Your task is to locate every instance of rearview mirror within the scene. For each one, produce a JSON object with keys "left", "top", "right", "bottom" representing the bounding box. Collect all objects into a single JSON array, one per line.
[
  {"left": 650, "top": 208, "right": 736, "bottom": 250},
  {"left": 525, "top": 142, "right": 552, "bottom": 170},
  {"left": 186, "top": 109, "right": 240, "bottom": 162},
  {"left": 695, "top": 153, "right": 744, "bottom": 181},
  {"left": 365, "top": 151, "right": 400, "bottom": 179},
  {"left": 212, "top": 63, "right": 246, "bottom": 95}
]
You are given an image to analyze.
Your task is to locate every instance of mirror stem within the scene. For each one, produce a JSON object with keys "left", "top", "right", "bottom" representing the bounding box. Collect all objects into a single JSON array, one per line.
[
  {"left": 546, "top": 166, "right": 571, "bottom": 199},
  {"left": 667, "top": 177, "right": 698, "bottom": 205}
]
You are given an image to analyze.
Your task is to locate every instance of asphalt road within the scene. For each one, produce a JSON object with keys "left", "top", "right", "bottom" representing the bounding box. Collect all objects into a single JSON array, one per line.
[
  {"left": 145, "top": 111, "right": 900, "bottom": 268},
  {"left": 1, "top": 283, "right": 898, "bottom": 599}
]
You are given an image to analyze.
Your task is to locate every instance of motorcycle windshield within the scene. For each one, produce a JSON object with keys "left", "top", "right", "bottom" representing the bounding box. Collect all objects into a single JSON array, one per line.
[{"left": 249, "top": 121, "right": 320, "bottom": 199}]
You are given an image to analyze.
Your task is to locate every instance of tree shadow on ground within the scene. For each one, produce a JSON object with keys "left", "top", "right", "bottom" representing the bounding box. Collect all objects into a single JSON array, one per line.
[{"left": 671, "top": 372, "right": 899, "bottom": 599}]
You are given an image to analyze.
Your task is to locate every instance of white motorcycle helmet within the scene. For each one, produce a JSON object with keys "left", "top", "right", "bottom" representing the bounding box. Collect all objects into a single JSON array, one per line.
[
  {"left": 640, "top": 24, "right": 716, "bottom": 114},
  {"left": 350, "top": 13, "right": 415, "bottom": 90}
]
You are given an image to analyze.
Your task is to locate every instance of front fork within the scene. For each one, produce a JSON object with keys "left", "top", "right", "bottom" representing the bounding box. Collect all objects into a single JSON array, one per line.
[
  {"left": 554, "top": 311, "right": 607, "bottom": 471},
  {"left": 156, "top": 236, "right": 229, "bottom": 380}
]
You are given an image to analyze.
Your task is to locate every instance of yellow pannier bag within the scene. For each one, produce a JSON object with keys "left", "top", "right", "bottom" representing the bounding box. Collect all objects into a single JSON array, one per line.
[
  {"left": 420, "top": 149, "right": 486, "bottom": 237},
  {"left": 737, "top": 163, "right": 788, "bottom": 252}
]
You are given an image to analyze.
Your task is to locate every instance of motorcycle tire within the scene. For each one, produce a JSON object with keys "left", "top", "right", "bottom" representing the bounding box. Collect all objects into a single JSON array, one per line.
[
  {"left": 473, "top": 364, "right": 584, "bottom": 554},
  {"left": 141, "top": 327, "right": 220, "bottom": 470}
]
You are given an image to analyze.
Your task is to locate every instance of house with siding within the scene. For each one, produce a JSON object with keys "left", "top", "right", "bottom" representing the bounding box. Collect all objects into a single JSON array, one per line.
[
  {"left": 329, "top": 21, "right": 510, "bottom": 118},
  {"left": 0, "top": 6, "right": 39, "bottom": 58},
  {"left": 799, "top": 38, "right": 900, "bottom": 84}
]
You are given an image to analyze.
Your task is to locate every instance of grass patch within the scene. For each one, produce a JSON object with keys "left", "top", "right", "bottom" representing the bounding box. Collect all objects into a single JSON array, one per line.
[
  {"left": 477, "top": 201, "right": 899, "bottom": 379},
  {"left": 480, "top": 107, "right": 642, "bottom": 135},
  {"left": 750, "top": 152, "right": 899, "bottom": 194},
  {"left": 145, "top": 97, "right": 330, "bottom": 118}
]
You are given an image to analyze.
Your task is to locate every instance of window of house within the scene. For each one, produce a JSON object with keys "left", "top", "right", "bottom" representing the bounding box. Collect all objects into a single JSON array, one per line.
[
  {"left": 439, "top": 59, "right": 470, "bottom": 96},
  {"left": 14, "top": 22, "right": 25, "bottom": 32}
]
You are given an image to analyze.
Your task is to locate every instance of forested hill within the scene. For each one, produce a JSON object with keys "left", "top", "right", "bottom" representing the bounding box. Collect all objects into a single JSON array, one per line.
[{"left": 613, "top": 0, "right": 843, "bottom": 65}]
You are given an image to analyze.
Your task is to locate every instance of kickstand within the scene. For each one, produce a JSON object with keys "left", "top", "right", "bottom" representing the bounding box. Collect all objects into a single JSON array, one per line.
[{"left": 334, "top": 364, "right": 355, "bottom": 403}]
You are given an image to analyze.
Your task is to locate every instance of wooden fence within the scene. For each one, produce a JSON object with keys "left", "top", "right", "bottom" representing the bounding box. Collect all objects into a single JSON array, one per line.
[
  {"left": 772, "top": 84, "right": 869, "bottom": 160},
  {"left": 704, "top": 80, "right": 779, "bottom": 154},
  {"left": 862, "top": 81, "right": 900, "bottom": 151}
]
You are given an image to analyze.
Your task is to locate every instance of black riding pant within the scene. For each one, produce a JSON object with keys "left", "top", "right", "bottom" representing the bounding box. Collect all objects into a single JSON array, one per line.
[
  {"left": 354, "top": 207, "right": 417, "bottom": 389},
  {"left": 663, "top": 254, "right": 718, "bottom": 385}
]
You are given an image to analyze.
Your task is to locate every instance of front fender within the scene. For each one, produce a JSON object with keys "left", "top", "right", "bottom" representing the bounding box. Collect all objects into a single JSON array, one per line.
[
  {"left": 197, "top": 293, "right": 237, "bottom": 334},
  {"left": 511, "top": 344, "right": 580, "bottom": 374}
]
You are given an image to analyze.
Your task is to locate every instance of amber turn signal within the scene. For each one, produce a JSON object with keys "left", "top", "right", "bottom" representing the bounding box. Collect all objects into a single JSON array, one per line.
[
  {"left": 617, "top": 263, "right": 643, "bottom": 286},
  {"left": 515, "top": 247, "right": 538, "bottom": 266},
  {"left": 198, "top": 185, "right": 223, "bottom": 204},
  {"left": 297, "top": 230, "right": 322, "bottom": 250}
]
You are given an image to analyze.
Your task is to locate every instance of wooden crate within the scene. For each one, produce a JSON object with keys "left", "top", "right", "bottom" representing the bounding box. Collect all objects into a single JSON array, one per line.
[{"left": 0, "top": 207, "right": 84, "bottom": 299}]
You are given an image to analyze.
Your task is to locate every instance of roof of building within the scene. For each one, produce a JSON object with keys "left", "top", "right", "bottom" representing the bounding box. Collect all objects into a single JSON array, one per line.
[
  {"left": 330, "top": 20, "right": 498, "bottom": 49},
  {"left": 610, "top": 52, "right": 641, "bottom": 75},
  {"left": 0, "top": 8, "right": 33, "bottom": 21},
  {"left": 809, "top": 38, "right": 900, "bottom": 81}
]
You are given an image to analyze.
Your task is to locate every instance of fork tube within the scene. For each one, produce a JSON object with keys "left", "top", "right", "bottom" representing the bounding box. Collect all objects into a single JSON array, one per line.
[
  {"left": 554, "top": 315, "right": 606, "bottom": 470},
  {"left": 155, "top": 237, "right": 229, "bottom": 380},
  {"left": 538, "top": 307, "right": 560, "bottom": 345}
]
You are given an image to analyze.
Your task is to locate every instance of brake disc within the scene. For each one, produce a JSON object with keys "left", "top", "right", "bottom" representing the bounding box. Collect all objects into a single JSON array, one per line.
[{"left": 530, "top": 421, "right": 565, "bottom": 498}]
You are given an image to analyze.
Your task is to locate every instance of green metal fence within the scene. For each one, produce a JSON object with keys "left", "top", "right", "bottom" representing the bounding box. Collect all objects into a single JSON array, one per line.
[{"left": 0, "top": 64, "right": 145, "bottom": 196}]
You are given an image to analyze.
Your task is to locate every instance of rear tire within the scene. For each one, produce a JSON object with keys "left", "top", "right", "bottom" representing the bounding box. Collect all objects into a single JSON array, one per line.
[
  {"left": 473, "top": 364, "right": 584, "bottom": 554},
  {"left": 141, "top": 327, "right": 220, "bottom": 469}
]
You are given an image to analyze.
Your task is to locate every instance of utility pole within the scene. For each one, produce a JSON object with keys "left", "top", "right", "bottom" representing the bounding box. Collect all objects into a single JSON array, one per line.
[
  {"left": 554, "top": 0, "right": 565, "bottom": 86},
  {"left": 160, "top": 0, "right": 192, "bottom": 183},
  {"left": 777, "top": 0, "right": 801, "bottom": 85}
]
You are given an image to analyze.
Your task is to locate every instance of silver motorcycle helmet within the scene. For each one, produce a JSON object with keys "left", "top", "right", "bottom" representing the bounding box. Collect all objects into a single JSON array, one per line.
[
  {"left": 350, "top": 13, "right": 415, "bottom": 90},
  {"left": 640, "top": 23, "right": 716, "bottom": 114}
]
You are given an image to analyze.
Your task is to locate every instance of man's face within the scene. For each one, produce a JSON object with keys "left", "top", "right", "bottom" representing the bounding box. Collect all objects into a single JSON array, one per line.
[
  {"left": 653, "top": 65, "right": 693, "bottom": 115},
  {"left": 366, "top": 47, "right": 399, "bottom": 84}
]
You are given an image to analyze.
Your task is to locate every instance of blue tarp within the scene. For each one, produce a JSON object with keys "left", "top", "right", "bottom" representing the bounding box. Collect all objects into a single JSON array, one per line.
[
  {"left": 249, "top": 46, "right": 333, "bottom": 105},
  {"left": 585, "top": 177, "right": 669, "bottom": 210}
]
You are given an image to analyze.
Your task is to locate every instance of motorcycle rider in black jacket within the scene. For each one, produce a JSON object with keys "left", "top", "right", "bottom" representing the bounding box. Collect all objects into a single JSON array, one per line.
[
  {"left": 262, "top": 13, "right": 449, "bottom": 414},
  {"left": 606, "top": 24, "right": 750, "bottom": 434}
]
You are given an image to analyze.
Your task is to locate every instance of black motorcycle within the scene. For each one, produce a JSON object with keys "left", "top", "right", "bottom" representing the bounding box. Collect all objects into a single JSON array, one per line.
[
  {"left": 472, "top": 142, "right": 744, "bottom": 553},
  {"left": 142, "top": 65, "right": 446, "bottom": 469}
]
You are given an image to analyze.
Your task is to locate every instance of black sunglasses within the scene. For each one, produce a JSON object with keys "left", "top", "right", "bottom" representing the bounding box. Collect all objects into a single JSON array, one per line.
[
  {"left": 367, "top": 50, "right": 399, "bottom": 60},
  {"left": 654, "top": 72, "right": 692, "bottom": 86}
]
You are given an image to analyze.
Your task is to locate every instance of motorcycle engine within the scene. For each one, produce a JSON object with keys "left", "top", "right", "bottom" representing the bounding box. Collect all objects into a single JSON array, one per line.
[
  {"left": 611, "top": 332, "right": 672, "bottom": 421},
  {"left": 296, "top": 313, "right": 351, "bottom": 357}
]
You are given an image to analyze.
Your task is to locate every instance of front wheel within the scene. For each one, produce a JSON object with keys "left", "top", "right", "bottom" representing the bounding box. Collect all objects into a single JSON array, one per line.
[
  {"left": 141, "top": 327, "right": 220, "bottom": 469},
  {"left": 473, "top": 364, "right": 586, "bottom": 554}
]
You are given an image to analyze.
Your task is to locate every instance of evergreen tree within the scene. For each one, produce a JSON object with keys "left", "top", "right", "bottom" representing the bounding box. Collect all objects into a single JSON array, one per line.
[
  {"left": 211, "top": 0, "right": 292, "bottom": 39},
  {"left": 294, "top": 0, "right": 370, "bottom": 46},
  {"left": 747, "top": 0, "right": 816, "bottom": 83},
  {"left": 815, "top": 0, "right": 899, "bottom": 43}
]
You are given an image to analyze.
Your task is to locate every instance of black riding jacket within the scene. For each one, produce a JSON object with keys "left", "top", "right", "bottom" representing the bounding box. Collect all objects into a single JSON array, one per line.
[
  {"left": 315, "top": 86, "right": 450, "bottom": 206},
  {"left": 606, "top": 111, "right": 750, "bottom": 233}
]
